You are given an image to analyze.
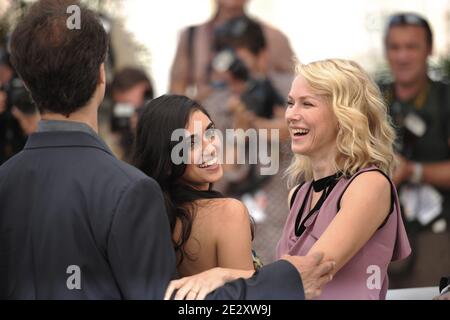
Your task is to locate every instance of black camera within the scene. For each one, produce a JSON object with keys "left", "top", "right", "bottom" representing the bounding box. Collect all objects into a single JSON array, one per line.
[
  {"left": 211, "top": 49, "right": 281, "bottom": 119},
  {"left": 9, "top": 86, "right": 37, "bottom": 115},
  {"left": 111, "top": 102, "right": 136, "bottom": 132},
  {"left": 211, "top": 49, "right": 250, "bottom": 82},
  {"left": 211, "top": 15, "right": 263, "bottom": 84},
  {"left": 109, "top": 68, "right": 153, "bottom": 133},
  {"left": 110, "top": 88, "right": 152, "bottom": 133}
]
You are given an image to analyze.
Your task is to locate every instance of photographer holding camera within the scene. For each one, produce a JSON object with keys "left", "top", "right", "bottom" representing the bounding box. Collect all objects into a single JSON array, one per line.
[
  {"left": 169, "top": 0, "right": 295, "bottom": 101},
  {"left": 211, "top": 15, "right": 289, "bottom": 185},
  {"left": 380, "top": 13, "right": 450, "bottom": 288},
  {"left": 206, "top": 16, "right": 291, "bottom": 262},
  {"left": 10, "top": 87, "right": 40, "bottom": 136},
  {"left": 211, "top": 16, "right": 289, "bottom": 135},
  {"left": 109, "top": 67, "right": 153, "bottom": 161},
  {"left": 0, "top": 51, "right": 30, "bottom": 164}
]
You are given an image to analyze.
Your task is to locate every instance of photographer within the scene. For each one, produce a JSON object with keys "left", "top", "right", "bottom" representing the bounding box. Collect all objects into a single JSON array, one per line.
[
  {"left": 211, "top": 16, "right": 289, "bottom": 196},
  {"left": 212, "top": 16, "right": 288, "bottom": 140},
  {"left": 10, "top": 87, "right": 40, "bottom": 136},
  {"left": 109, "top": 67, "right": 153, "bottom": 161},
  {"left": 169, "top": 0, "right": 295, "bottom": 101},
  {"left": 0, "top": 51, "right": 28, "bottom": 164},
  {"left": 380, "top": 13, "right": 450, "bottom": 288},
  {"left": 206, "top": 16, "right": 292, "bottom": 263}
]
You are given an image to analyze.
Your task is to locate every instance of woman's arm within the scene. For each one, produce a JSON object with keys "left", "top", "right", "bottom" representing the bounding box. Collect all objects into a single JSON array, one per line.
[
  {"left": 308, "top": 171, "right": 392, "bottom": 274},
  {"left": 214, "top": 199, "right": 255, "bottom": 270}
]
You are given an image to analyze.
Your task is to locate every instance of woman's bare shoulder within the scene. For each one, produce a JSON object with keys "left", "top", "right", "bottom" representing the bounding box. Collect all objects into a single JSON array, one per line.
[
  {"left": 195, "top": 198, "right": 249, "bottom": 222},
  {"left": 345, "top": 170, "right": 391, "bottom": 196},
  {"left": 341, "top": 170, "right": 391, "bottom": 217}
]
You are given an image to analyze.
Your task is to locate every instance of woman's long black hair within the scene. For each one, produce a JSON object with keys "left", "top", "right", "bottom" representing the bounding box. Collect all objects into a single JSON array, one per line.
[{"left": 132, "top": 94, "right": 223, "bottom": 265}]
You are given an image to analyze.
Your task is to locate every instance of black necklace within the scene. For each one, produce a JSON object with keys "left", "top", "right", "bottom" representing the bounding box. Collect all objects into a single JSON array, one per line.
[
  {"left": 312, "top": 173, "right": 341, "bottom": 192},
  {"left": 294, "top": 172, "right": 341, "bottom": 237}
]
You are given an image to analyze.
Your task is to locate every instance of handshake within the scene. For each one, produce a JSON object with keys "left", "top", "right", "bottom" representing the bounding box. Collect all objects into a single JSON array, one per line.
[{"left": 165, "top": 252, "right": 335, "bottom": 300}]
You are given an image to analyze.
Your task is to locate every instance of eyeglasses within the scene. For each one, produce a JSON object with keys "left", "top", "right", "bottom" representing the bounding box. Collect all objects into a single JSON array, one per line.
[
  {"left": 388, "top": 13, "right": 429, "bottom": 28},
  {"left": 386, "top": 13, "right": 433, "bottom": 46}
]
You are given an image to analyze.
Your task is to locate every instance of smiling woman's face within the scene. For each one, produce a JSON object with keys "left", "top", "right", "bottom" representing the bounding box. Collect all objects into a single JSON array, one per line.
[
  {"left": 180, "top": 110, "right": 223, "bottom": 191},
  {"left": 285, "top": 75, "right": 339, "bottom": 159}
]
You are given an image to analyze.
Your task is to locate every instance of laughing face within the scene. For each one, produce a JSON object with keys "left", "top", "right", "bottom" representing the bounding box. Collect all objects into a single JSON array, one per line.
[
  {"left": 180, "top": 110, "right": 223, "bottom": 190},
  {"left": 285, "top": 75, "right": 339, "bottom": 159}
]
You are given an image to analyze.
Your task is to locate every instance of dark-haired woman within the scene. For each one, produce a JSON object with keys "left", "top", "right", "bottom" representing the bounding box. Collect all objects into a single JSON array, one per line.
[{"left": 133, "top": 94, "right": 258, "bottom": 280}]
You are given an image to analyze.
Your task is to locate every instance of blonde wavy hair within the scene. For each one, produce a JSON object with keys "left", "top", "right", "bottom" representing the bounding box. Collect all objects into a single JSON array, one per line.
[{"left": 286, "top": 59, "right": 397, "bottom": 187}]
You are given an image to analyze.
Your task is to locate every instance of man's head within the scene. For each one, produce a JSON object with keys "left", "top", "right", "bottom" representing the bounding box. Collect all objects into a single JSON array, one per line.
[
  {"left": 110, "top": 67, "right": 154, "bottom": 133},
  {"left": 214, "top": 16, "right": 267, "bottom": 75},
  {"left": 111, "top": 67, "right": 153, "bottom": 109},
  {"left": 9, "top": 0, "right": 108, "bottom": 117},
  {"left": 384, "top": 13, "right": 432, "bottom": 87}
]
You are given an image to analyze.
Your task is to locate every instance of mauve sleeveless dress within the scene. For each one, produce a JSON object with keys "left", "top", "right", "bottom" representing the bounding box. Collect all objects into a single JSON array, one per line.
[{"left": 276, "top": 167, "right": 411, "bottom": 299}]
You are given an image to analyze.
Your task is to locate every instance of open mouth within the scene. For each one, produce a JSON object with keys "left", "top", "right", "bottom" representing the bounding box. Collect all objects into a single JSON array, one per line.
[
  {"left": 197, "top": 157, "right": 218, "bottom": 169},
  {"left": 291, "top": 128, "right": 310, "bottom": 137}
]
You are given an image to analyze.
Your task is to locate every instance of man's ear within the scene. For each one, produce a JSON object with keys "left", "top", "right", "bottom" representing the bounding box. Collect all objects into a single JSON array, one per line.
[
  {"left": 98, "top": 63, "right": 106, "bottom": 85},
  {"left": 427, "top": 45, "right": 432, "bottom": 57}
]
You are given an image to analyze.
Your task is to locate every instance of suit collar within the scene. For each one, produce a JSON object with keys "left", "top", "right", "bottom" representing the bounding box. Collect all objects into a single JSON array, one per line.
[
  {"left": 37, "top": 119, "right": 98, "bottom": 136},
  {"left": 24, "top": 130, "right": 115, "bottom": 157}
]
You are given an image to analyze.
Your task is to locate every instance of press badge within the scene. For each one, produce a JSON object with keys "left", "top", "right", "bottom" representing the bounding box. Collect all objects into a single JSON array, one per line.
[
  {"left": 400, "top": 184, "right": 443, "bottom": 226},
  {"left": 404, "top": 112, "right": 427, "bottom": 137}
]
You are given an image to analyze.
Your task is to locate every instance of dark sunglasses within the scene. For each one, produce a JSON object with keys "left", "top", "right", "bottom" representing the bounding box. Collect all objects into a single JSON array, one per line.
[
  {"left": 388, "top": 13, "right": 429, "bottom": 28},
  {"left": 386, "top": 13, "right": 433, "bottom": 46}
]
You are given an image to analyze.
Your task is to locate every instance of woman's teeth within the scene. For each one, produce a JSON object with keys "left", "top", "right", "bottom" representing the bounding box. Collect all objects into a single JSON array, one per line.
[
  {"left": 198, "top": 158, "right": 218, "bottom": 168},
  {"left": 292, "top": 128, "right": 309, "bottom": 136}
]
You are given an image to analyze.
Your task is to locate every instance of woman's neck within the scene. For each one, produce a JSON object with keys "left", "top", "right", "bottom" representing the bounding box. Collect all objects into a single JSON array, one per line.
[
  {"left": 309, "top": 150, "right": 337, "bottom": 181},
  {"left": 185, "top": 182, "right": 210, "bottom": 192}
]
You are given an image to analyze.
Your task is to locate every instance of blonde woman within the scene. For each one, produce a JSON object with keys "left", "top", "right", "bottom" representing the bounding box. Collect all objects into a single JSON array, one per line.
[{"left": 276, "top": 59, "right": 411, "bottom": 299}]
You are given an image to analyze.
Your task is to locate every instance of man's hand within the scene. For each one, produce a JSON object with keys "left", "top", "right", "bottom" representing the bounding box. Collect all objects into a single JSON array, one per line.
[
  {"left": 227, "top": 95, "right": 257, "bottom": 130},
  {"left": 393, "top": 154, "right": 414, "bottom": 186},
  {"left": 433, "top": 292, "right": 450, "bottom": 300},
  {"left": 227, "top": 95, "right": 245, "bottom": 114},
  {"left": 164, "top": 268, "right": 254, "bottom": 300},
  {"left": 281, "top": 252, "right": 335, "bottom": 300}
]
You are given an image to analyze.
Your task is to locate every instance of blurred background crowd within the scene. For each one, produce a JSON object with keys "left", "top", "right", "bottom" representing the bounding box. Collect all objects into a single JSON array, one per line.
[{"left": 0, "top": 0, "right": 449, "bottom": 291}]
